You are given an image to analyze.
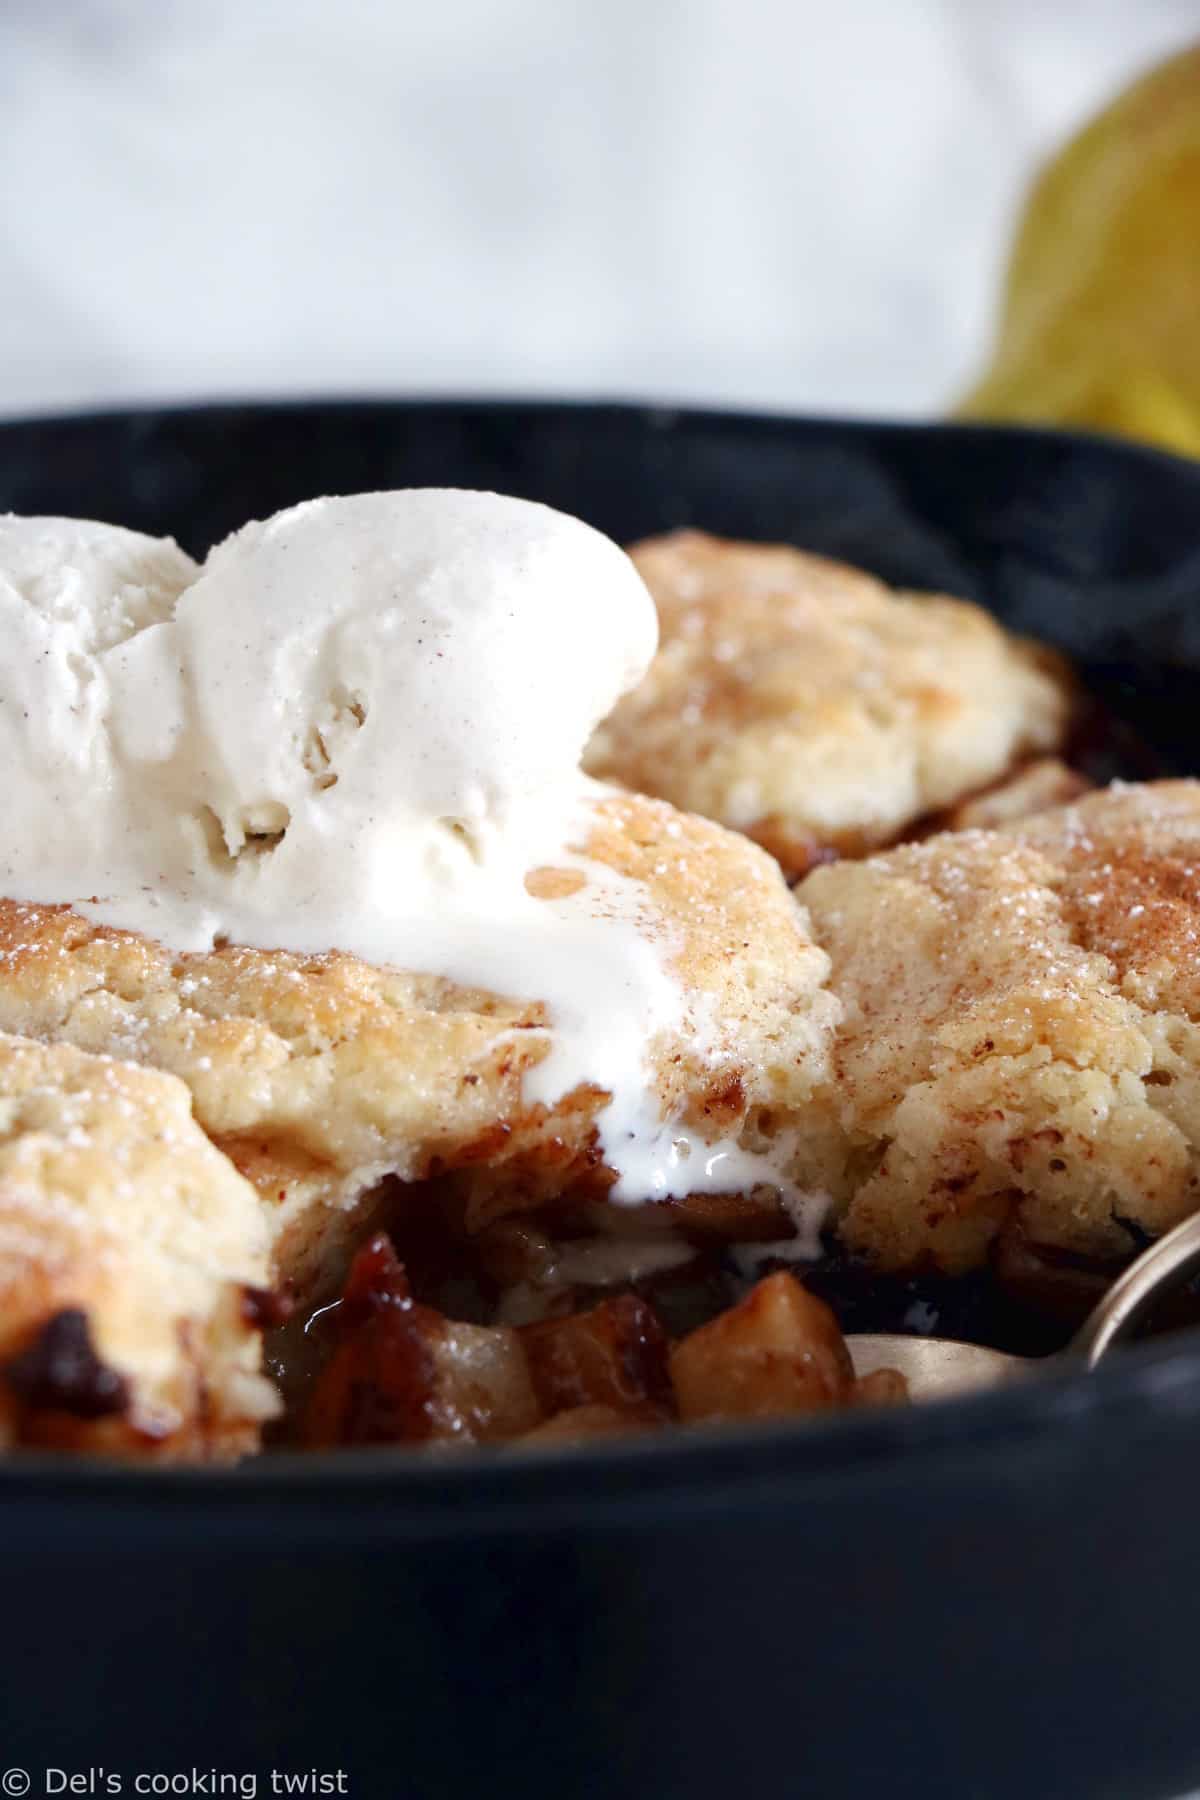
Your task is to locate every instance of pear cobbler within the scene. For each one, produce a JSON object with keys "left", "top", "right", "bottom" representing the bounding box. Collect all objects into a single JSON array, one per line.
[{"left": 0, "top": 495, "right": 1191, "bottom": 1460}]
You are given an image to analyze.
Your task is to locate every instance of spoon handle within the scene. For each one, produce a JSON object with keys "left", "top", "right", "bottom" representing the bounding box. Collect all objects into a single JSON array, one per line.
[{"left": 1070, "top": 1210, "right": 1200, "bottom": 1368}]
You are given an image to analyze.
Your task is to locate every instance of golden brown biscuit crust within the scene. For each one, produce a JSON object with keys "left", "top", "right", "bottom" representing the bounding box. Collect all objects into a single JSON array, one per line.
[
  {"left": 0, "top": 790, "right": 838, "bottom": 1295},
  {"left": 0, "top": 1034, "right": 274, "bottom": 1456},
  {"left": 925, "top": 758, "right": 1092, "bottom": 834},
  {"left": 800, "top": 781, "right": 1200, "bottom": 1273},
  {"left": 585, "top": 531, "right": 1072, "bottom": 875}
]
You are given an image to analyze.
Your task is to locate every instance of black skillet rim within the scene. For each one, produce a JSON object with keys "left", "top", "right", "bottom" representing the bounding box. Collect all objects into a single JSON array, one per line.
[{"left": 1, "top": 396, "right": 1199, "bottom": 1528}]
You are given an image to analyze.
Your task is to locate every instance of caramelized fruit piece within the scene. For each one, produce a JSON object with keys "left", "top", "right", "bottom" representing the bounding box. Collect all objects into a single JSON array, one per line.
[
  {"left": 304, "top": 1234, "right": 538, "bottom": 1447},
  {"left": 990, "top": 1223, "right": 1115, "bottom": 1328},
  {"left": 851, "top": 1368, "right": 909, "bottom": 1407},
  {"left": 338, "top": 1231, "right": 411, "bottom": 1317},
  {"left": 521, "top": 1403, "right": 657, "bottom": 1445},
  {"left": 520, "top": 1294, "right": 673, "bottom": 1419},
  {"left": 669, "top": 1271, "right": 855, "bottom": 1422},
  {"left": 666, "top": 1190, "right": 788, "bottom": 1242}
]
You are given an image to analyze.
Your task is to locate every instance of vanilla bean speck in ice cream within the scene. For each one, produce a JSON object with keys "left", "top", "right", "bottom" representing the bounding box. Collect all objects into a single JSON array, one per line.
[{"left": 0, "top": 491, "right": 810, "bottom": 1207}]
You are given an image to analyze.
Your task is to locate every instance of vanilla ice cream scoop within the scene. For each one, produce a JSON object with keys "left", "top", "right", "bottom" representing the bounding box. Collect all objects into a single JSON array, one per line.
[
  {"left": 95, "top": 490, "right": 658, "bottom": 954},
  {"left": 0, "top": 515, "right": 197, "bottom": 895},
  {"left": 0, "top": 489, "right": 781, "bottom": 1201},
  {"left": 0, "top": 514, "right": 195, "bottom": 649},
  {"left": 159, "top": 489, "right": 657, "bottom": 863}
]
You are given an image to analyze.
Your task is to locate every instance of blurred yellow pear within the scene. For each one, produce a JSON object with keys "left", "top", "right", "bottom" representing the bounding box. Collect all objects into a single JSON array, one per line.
[{"left": 960, "top": 45, "right": 1200, "bottom": 457}]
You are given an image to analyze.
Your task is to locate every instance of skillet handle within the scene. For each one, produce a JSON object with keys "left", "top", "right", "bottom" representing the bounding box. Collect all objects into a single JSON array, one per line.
[{"left": 1069, "top": 1210, "right": 1200, "bottom": 1368}]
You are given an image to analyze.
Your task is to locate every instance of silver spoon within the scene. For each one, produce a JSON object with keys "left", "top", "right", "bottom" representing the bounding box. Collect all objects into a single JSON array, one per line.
[{"left": 847, "top": 1208, "right": 1200, "bottom": 1399}]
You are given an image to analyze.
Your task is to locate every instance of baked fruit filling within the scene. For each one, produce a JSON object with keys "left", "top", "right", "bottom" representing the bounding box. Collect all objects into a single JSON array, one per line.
[
  {"left": 288, "top": 1238, "right": 896, "bottom": 1451},
  {"left": 0, "top": 499, "right": 1184, "bottom": 1460}
]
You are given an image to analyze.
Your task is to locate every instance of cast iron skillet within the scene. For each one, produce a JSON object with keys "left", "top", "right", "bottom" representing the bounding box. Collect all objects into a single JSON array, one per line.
[{"left": 2, "top": 402, "right": 1200, "bottom": 1800}]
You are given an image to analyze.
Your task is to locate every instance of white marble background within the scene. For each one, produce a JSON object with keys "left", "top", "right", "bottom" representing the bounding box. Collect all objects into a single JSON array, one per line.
[{"left": 1, "top": 0, "right": 1197, "bottom": 422}]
